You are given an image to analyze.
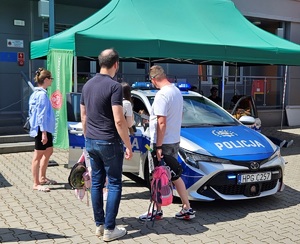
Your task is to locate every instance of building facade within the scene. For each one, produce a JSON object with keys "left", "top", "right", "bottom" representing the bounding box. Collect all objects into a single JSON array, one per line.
[{"left": 0, "top": 0, "right": 299, "bottom": 126}]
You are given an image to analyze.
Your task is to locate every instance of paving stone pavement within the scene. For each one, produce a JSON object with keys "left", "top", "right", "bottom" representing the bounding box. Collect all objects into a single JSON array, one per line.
[{"left": 0, "top": 126, "right": 300, "bottom": 243}]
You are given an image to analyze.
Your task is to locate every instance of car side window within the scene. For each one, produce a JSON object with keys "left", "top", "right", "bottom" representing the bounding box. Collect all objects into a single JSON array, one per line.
[
  {"left": 132, "top": 96, "right": 149, "bottom": 129},
  {"left": 231, "top": 95, "right": 257, "bottom": 119},
  {"left": 132, "top": 96, "right": 148, "bottom": 114}
]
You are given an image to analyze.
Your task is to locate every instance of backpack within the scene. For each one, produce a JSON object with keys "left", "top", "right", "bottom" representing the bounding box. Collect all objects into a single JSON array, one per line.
[
  {"left": 68, "top": 151, "right": 91, "bottom": 205},
  {"left": 68, "top": 161, "right": 87, "bottom": 189},
  {"left": 144, "top": 145, "right": 175, "bottom": 223},
  {"left": 146, "top": 159, "right": 173, "bottom": 224},
  {"left": 150, "top": 163, "right": 173, "bottom": 207}
]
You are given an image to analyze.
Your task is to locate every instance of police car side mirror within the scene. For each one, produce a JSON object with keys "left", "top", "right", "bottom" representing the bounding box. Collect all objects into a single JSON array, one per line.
[{"left": 239, "top": 115, "right": 256, "bottom": 125}]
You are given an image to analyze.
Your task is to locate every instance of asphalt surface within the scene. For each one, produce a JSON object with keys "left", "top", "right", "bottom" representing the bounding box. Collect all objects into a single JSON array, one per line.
[{"left": 0, "top": 126, "right": 300, "bottom": 243}]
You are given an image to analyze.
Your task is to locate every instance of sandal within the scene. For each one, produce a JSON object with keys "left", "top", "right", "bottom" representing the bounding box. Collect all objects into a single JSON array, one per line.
[
  {"left": 34, "top": 185, "right": 50, "bottom": 192},
  {"left": 40, "top": 179, "right": 57, "bottom": 185}
]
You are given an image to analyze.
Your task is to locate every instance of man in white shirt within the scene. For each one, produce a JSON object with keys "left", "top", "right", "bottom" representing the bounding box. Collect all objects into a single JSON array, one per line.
[{"left": 139, "top": 65, "right": 195, "bottom": 221}]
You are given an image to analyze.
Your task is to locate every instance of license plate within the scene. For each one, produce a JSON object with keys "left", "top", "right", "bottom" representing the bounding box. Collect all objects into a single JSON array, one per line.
[{"left": 237, "top": 172, "right": 272, "bottom": 184}]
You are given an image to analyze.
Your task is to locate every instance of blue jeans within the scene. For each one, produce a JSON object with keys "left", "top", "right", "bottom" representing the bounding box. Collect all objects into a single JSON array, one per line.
[{"left": 85, "top": 138, "right": 124, "bottom": 230}]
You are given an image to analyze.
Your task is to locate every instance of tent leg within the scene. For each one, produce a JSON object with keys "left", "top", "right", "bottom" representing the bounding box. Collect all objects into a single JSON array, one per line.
[
  {"left": 74, "top": 56, "right": 78, "bottom": 92},
  {"left": 49, "top": 0, "right": 55, "bottom": 36},
  {"left": 280, "top": 66, "right": 288, "bottom": 130},
  {"left": 234, "top": 64, "right": 238, "bottom": 95},
  {"left": 221, "top": 61, "right": 226, "bottom": 108}
]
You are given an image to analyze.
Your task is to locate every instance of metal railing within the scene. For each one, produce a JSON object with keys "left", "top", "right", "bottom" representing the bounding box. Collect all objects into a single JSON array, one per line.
[
  {"left": 74, "top": 72, "right": 286, "bottom": 110},
  {"left": 21, "top": 71, "right": 34, "bottom": 122}
]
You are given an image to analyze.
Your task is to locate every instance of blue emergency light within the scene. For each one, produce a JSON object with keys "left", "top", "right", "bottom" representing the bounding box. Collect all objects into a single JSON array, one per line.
[
  {"left": 175, "top": 82, "right": 191, "bottom": 91},
  {"left": 131, "top": 81, "right": 192, "bottom": 91},
  {"left": 131, "top": 82, "right": 154, "bottom": 89}
]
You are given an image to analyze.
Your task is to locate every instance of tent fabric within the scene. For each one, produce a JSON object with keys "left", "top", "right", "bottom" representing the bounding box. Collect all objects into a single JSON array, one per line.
[{"left": 30, "top": 0, "right": 300, "bottom": 65}]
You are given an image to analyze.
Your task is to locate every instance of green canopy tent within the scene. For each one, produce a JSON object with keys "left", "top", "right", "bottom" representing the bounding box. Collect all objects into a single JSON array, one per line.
[
  {"left": 31, "top": 0, "right": 300, "bottom": 65},
  {"left": 30, "top": 0, "right": 300, "bottom": 124}
]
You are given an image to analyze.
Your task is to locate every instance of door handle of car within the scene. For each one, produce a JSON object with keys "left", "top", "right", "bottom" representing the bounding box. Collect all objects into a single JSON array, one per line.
[{"left": 69, "top": 129, "right": 83, "bottom": 136}]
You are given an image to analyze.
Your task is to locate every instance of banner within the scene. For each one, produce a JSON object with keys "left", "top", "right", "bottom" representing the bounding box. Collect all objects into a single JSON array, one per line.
[{"left": 47, "top": 49, "right": 73, "bottom": 149}]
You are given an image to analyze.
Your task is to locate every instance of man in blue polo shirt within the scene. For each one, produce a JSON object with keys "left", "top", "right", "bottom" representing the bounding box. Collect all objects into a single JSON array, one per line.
[{"left": 80, "top": 48, "right": 132, "bottom": 242}]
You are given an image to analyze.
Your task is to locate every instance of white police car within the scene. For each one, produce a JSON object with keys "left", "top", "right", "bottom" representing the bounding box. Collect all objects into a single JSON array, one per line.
[{"left": 124, "top": 82, "right": 285, "bottom": 201}]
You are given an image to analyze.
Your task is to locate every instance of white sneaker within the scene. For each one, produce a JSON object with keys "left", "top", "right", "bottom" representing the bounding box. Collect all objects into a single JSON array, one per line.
[
  {"left": 138, "top": 210, "right": 163, "bottom": 221},
  {"left": 95, "top": 225, "right": 104, "bottom": 236},
  {"left": 103, "top": 226, "right": 127, "bottom": 242},
  {"left": 175, "top": 208, "right": 196, "bottom": 220}
]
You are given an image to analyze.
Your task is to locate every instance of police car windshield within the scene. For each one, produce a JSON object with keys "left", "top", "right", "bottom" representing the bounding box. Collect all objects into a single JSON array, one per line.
[{"left": 148, "top": 95, "right": 238, "bottom": 128}]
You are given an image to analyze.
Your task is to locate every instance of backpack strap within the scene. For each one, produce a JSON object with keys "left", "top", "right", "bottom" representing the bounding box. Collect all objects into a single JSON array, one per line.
[{"left": 151, "top": 202, "right": 157, "bottom": 227}]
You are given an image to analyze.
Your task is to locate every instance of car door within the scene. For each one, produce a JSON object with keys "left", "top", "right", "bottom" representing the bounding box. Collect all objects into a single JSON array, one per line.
[
  {"left": 230, "top": 95, "right": 262, "bottom": 131},
  {"left": 230, "top": 95, "right": 258, "bottom": 119},
  {"left": 122, "top": 94, "right": 151, "bottom": 174}
]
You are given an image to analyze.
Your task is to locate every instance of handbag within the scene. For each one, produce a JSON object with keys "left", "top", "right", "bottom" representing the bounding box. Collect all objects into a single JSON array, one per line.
[
  {"left": 23, "top": 117, "right": 30, "bottom": 133},
  {"left": 23, "top": 89, "right": 40, "bottom": 133}
]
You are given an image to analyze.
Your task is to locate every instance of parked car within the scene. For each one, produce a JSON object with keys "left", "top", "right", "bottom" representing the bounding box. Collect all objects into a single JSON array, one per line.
[
  {"left": 127, "top": 82, "right": 285, "bottom": 201},
  {"left": 67, "top": 82, "right": 285, "bottom": 201}
]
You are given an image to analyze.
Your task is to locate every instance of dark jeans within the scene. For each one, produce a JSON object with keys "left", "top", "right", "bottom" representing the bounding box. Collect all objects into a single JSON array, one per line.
[{"left": 85, "top": 137, "right": 124, "bottom": 230}]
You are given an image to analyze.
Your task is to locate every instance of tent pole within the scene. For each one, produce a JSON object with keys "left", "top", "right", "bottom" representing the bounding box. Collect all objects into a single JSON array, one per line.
[
  {"left": 280, "top": 65, "right": 288, "bottom": 130},
  {"left": 49, "top": 0, "right": 55, "bottom": 36},
  {"left": 234, "top": 63, "right": 238, "bottom": 95},
  {"left": 222, "top": 61, "right": 226, "bottom": 108},
  {"left": 148, "top": 59, "right": 153, "bottom": 81},
  {"left": 74, "top": 56, "right": 78, "bottom": 92}
]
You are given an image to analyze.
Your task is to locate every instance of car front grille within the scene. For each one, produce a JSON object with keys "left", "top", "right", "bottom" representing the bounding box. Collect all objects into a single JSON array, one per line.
[
  {"left": 212, "top": 179, "right": 278, "bottom": 195},
  {"left": 196, "top": 167, "right": 282, "bottom": 199}
]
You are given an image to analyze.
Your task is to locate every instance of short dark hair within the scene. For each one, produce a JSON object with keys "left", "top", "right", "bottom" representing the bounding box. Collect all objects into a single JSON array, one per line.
[
  {"left": 98, "top": 48, "right": 119, "bottom": 69},
  {"left": 210, "top": 87, "right": 218, "bottom": 92}
]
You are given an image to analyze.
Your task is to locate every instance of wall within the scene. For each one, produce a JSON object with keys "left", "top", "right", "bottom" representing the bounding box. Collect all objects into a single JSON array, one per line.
[
  {"left": 288, "top": 22, "right": 300, "bottom": 106},
  {"left": 258, "top": 110, "right": 287, "bottom": 127},
  {"left": 0, "top": 0, "right": 31, "bottom": 115},
  {"left": 232, "top": 0, "right": 300, "bottom": 115},
  {"left": 232, "top": 0, "right": 300, "bottom": 22},
  {"left": 0, "top": 0, "right": 99, "bottom": 117}
]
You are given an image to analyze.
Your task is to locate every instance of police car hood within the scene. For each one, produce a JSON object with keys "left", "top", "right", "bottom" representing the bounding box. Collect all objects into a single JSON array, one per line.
[{"left": 180, "top": 125, "right": 276, "bottom": 161}]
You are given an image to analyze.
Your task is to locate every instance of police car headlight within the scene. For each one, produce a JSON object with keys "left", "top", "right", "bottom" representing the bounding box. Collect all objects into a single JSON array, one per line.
[
  {"left": 268, "top": 148, "right": 280, "bottom": 161},
  {"left": 179, "top": 148, "right": 231, "bottom": 168}
]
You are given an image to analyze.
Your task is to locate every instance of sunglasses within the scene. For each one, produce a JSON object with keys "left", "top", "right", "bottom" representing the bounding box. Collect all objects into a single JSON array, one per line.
[{"left": 149, "top": 74, "right": 158, "bottom": 80}]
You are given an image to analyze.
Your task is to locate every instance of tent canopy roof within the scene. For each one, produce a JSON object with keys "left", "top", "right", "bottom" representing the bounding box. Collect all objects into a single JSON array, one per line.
[{"left": 30, "top": 0, "right": 300, "bottom": 66}]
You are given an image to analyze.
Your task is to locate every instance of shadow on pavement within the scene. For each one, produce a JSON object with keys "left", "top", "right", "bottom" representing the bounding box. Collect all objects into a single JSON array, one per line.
[
  {"left": 0, "top": 228, "right": 68, "bottom": 243},
  {"left": 182, "top": 184, "right": 300, "bottom": 226},
  {"left": 122, "top": 172, "right": 146, "bottom": 187},
  {"left": 122, "top": 191, "right": 150, "bottom": 201},
  {"left": 0, "top": 173, "right": 12, "bottom": 188},
  {"left": 117, "top": 217, "right": 209, "bottom": 239},
  {"left": 262, "top": 126, "right": 300, "bottom": 157}
]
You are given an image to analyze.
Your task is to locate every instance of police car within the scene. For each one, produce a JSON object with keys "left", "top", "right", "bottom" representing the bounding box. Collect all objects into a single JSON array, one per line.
[{"left": 67, "top": 82, "right": 285, "bottom": 201}]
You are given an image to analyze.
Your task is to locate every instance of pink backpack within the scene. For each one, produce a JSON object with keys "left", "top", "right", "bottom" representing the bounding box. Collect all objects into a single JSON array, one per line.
[{"left": 151, "top": 164, "right": 173, "bottom": 207}]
